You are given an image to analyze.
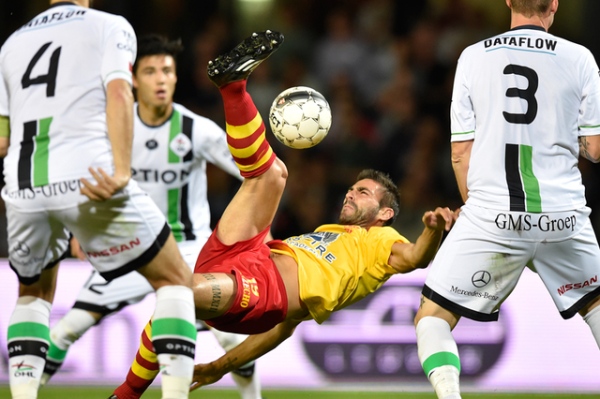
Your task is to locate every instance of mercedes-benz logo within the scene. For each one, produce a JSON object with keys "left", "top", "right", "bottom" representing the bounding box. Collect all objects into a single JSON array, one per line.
[
  {"left": 471, "top": 270, "right": 491, "bottom": 288},
  {"left": 14, "top": 241, "right": 30, "bottom": 257},
  {"left": 145, "top": 139, "right": 158, "bottom": 149}
]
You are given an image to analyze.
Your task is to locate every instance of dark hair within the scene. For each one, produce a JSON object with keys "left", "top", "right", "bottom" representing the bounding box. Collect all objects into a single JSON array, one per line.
[
  {"left": 133, "top": 34, "right": 184, "bottom": 74},
  {"left": 510, "top": 0, "right": 552, "bottom": 17},
  {"left": 356, "top": 169, "right": 400, "bottom": 226}
]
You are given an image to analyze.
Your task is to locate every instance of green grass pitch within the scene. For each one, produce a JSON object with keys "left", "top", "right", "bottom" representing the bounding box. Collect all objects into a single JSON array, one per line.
[{"left": 0, "top": 387, "right": 597, "bottom": 399}]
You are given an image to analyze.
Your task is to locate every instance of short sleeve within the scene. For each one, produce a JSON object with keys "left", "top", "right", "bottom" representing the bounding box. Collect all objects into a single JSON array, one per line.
[
  {"left": 101, "top": 16, "right": 136, "bottom": 87},
  {"left": 578, "top": 49, "right": 600, "bottom": 136},
  {"left": 0, "top": 76, "right": 8, "bottom": 117},
  {"left": 195, "top": 116, "right": 242, "bottom": 180},
  {"left": 450, "top": 51, "right": 476, "bottom": 142},
  {"left": 0, "top": 49, "right": 8, "bottom": 116}
]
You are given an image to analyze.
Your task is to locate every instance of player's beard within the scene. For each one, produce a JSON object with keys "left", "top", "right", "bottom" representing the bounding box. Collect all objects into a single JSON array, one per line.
[{"left": 338, "top": 202, "right": 379, "bottom": 227}]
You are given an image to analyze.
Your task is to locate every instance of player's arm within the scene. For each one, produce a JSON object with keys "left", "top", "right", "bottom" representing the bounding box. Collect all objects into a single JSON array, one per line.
[
  {"left": 451, "top": 139, "right": 472, "bottom": 203},
  {"left": 105, "top": 78, "right": 133, "bottom": 180},
  {"left": 388, "top": 207, "right": 456, "bottom": 274},
  {"left": 80, "top": 79, "right": 133, "bottom": 201},
  {"left": 190, "top": 318, "right": 301, "bottom": 391},
  {"left": 0, "top": 115, "right": 9, "bottom": 157},
  {"left": 578, "top": 134, "right": 600, "bottom": 163}
]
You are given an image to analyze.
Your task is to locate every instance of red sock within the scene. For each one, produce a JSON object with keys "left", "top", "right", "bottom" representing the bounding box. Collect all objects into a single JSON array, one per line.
[
  {"left": 112, "top": 321, "right": 158, "bottom": 399},
  {"left": 219, "top": 81, "right": 276, "bottom": 178}
]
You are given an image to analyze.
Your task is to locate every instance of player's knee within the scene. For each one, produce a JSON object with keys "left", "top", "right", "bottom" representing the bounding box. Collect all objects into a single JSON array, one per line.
[
  {"left": 580, "top": 294, "right": 600, "bottom": 317},
  {"left": 265, "top": 157, "right": 287, "bottom": 190}
]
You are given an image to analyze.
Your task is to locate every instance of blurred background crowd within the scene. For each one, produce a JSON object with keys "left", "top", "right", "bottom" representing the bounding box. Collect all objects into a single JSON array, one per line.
[{"left": 2, "top": 0, "right": 600, "bottom": 249}]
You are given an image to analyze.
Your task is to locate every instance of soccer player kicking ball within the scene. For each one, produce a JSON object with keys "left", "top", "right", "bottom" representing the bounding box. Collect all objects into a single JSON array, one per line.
[{"left": 110, "top": 30, "right": 457, "bottom": 398}]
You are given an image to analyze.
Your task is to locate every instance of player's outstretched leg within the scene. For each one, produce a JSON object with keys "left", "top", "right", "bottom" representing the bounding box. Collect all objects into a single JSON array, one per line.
[
  {"left": 41, "top": 309, "right": 98, "bottom": 385},
  {"left": 205, "top": 30, "right": 287, "bottom": 246}
]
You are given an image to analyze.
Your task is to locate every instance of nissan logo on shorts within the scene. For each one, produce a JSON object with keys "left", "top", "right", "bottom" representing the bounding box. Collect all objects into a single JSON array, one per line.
[
  {"left": 14, "top": 241, "right": 31, "bottom": 257},
  {"left": 471, "top": 270, "right": 491, "bottom": 288}
]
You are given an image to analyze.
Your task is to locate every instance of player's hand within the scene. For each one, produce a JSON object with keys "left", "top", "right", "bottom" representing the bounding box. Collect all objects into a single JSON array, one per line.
[
  {"left": 80, "top": 167, "right": 130, "bottom": 201},
  {"left": 69, "top": 236, "right": 86, "bottom": 261},
  {"left": 190, "top": 362, "right": 225, "bottom": 391},
  {"left": 422, "top": 207, "right": 458, "bottom": 232}
]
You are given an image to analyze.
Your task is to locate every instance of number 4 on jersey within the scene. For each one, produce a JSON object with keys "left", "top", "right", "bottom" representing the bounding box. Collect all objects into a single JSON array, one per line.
[{"left": 21, "top": 42, "right": 62, "bottom": 97}]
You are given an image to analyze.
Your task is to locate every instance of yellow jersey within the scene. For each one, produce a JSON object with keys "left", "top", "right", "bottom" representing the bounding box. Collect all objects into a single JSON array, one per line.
[{"left": 269, "top": 224, "right": 408, "bottom": 323}]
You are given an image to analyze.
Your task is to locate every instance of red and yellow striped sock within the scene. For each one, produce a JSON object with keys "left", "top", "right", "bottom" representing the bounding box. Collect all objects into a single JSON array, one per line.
[
  {"left": 220, "top": 80, "right": 276, "bottom": 178},
  {"left": 113, "top": 320, "right": 158, "bottom": 399}
]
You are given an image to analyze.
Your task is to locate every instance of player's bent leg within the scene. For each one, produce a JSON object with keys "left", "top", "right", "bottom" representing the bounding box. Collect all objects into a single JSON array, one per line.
[
  {"left": 192, "top": 273, "right": 237, "bottom": 319},
  {"left": 9, "top": 266, "right": 58, "bottom": 399},
  {"left": 41, "top": 309, "right": 101, "bottom": 385},
  {"left": 581, "top": 295, "right": 600, "bottom": 349},
  {"left": 415, "top": 297, "right": 462, "bottom": 399},
  {"left": 136, "top": 236, "right": 196, "bottom": 399},
  {"left": 209, "top": 328, "right": 262, "bottom": 399},
  {"left": 217, "top": 157, "right": 287, "bottom": 246}
]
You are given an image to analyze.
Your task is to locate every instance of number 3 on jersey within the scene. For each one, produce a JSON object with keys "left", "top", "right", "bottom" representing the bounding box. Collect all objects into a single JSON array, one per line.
[
  {"left": 502, "top": 64, "right": 542, "bottom": 213},
  {"left": 21, "top": 42, "right": 62, "bottom": 97},
  {"left": 503, "top": 64, "right": 538, "bottom": 124}
]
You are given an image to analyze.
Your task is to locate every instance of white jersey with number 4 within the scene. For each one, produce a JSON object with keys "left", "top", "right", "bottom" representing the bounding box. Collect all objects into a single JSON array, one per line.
[
  {"left": 0, "top": 3, "right": 136, "bottom": 192},
  {"left": 132, "top": 102, "right": 241, "bottom": 242},
  {"left": 451, "top": 25, "right": 600, "bottom": 213}
]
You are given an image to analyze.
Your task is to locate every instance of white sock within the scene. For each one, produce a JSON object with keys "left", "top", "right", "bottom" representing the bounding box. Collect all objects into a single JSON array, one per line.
[
  {"left": 416, "top": 316, "right": 461, "bottom": 399},
  {"left": 41, "top": 308, "right": 98, "bottom": 385},
  {"left": 583, "top": 305, "right": 600, "bottom": 349},
  {"left": 231, "top": 369, "right": 262, "bottom": 399},
  {"left": 153, "top": 285, "right": 196, "bottom": 399},
  {"left": 210, "top": 326, "right": 261, "bottom": 399},
  {"left": 8, "top": 296, "right": 52, "bottom": 399}
]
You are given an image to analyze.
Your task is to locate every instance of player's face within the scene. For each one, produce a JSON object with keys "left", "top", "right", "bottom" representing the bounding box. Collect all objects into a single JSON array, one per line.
[
  {"left": 133, "top": 55, "right": 177, "bottom": 109},
  {"left": 339, "top": 179, "right": 384, "bottom": 227}
]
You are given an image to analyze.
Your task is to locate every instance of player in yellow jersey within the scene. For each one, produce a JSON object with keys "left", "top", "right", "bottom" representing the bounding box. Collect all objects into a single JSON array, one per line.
[{"left": 111, "top": 30, "right": 457, "bottom": 397}]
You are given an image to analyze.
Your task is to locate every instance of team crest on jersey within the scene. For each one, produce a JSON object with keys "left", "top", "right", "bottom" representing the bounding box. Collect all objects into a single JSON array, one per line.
[{"left": 169, "top": 133, "right": 192, "bottom": 157}]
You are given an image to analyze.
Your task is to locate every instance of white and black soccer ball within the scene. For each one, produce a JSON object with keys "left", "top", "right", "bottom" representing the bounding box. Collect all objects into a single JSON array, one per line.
[{"left": 268, "top": 86, "right": 332, "bottom": 149}]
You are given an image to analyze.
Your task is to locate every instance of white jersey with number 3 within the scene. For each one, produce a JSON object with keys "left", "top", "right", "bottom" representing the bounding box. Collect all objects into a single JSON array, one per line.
[
  {"left": 451, "top": 26, "right": 600, "bottom": 212},
  {"left": 0, "top": 3, "right": 136, "bottom": 192}
]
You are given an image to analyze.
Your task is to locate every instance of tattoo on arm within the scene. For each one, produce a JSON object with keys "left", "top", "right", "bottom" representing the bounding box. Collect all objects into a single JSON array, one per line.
[
  {"left": 579, "top": 136, "right": 599, "bottom": 162},
  {"left": 223, "top": 356, "right": 238, "bottom": 372},
  {"left": 204, "top": 273, "right": 223, "bottom": 313}
]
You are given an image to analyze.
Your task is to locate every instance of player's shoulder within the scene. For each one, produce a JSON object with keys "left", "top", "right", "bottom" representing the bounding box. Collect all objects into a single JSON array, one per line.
[
  {"left": 173, "top": 102, "right": 225, "bottom": 133},
  {"left": 85, "top": 7, "right": 134, "bottom": 33}
]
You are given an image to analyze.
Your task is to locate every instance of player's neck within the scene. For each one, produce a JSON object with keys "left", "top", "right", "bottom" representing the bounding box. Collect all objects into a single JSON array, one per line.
[
  {"left": 510, "top": 14, "right": 551, "bottom": 32},
  {"left": 138, "top": 102, "right": 173, "bottom": 126},
  {"left": 50, "top": 0, "right": 89, "bottom": 7}
]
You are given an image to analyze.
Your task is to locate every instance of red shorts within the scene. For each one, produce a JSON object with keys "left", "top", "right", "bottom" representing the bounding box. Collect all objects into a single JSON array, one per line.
[{"left": 194, "top": 225, "right": 288, "bottom": 334}]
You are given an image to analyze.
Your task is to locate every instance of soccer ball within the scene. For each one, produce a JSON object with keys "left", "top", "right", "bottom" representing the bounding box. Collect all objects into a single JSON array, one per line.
[{"left": 268, "top": 86, "right": 332, "bottom": 149}]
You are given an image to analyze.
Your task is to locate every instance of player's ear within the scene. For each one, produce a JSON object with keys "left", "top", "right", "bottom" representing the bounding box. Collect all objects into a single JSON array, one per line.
[
  {"left": 379, "top": 207, "right": 394, "bottom": 224},
  {"left": 132, "top": 74, "right": 139, "bottom": 90}
]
